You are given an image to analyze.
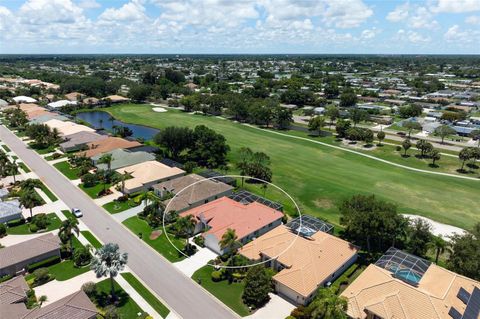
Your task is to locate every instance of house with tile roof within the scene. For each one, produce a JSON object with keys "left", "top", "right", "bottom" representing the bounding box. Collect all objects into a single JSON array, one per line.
[
  {"left": 92, "top": 148, "right": 156, "bottom": 171},
  {"left": 44, "top": 119, "right": 95, "bottom": 137},
  {"left": 153, "top": 173, "right": 234, "bottom": 213},
  {"left": 116, "top": 160, "right": 185, "bottom": 194},
  {"left": 340, "top": 248, "right": 480, "bottom": 319},
  {"left": 78, "top": 136, "right": 142, "bottom": 158},
  {"left": 180, "top": 197, "right": 284, "bottom": 255},
  {"left": 241, "top": 224, "right": 358, "bottom": 305},
  {"left": 0, "top": 276, "right": 29, "bottom": 305},
  {"left": 59, "top": 131, "right": 107, "bottom": 152},
  {"left": 0, "top": 233, "right": 61, "bottom": 277}
]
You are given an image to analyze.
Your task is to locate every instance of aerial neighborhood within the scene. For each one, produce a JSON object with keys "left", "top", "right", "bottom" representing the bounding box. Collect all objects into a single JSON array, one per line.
[{"left": 0, "top": 53, "right": 479, "bottom": 319}]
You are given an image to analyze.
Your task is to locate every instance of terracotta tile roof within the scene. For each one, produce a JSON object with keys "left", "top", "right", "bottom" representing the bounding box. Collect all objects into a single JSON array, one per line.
[
  {"left": 180, "top": 197, "right": 283, "bottom": 241},
  {"left": 79, "top": 136, "right": 141, "bottom": 158},
  {"left": 0, "top": 233, "right": 60, "bottom": 270},
  {"left": 153, "top": 174, "right": 233, "bottom": 212},
  {"left": 341, "top": 263, "right": 480, "bottom": 319},
  {"left": 241, "top": 225, "right": 358, "bottom": 299},
  {"left": 0, "top": 276, "right": 29, "bottom": 305},
  {"left": 116, "top": 160, "right": 185, "bottom": 191},
  {"left": 103, "top": 95, "right": 129, "bottom": 102}
]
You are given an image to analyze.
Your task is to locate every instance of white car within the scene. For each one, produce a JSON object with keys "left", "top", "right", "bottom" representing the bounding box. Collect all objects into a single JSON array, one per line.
[{"left": 71, "top": 208, "right": 83, "bottom": 218}]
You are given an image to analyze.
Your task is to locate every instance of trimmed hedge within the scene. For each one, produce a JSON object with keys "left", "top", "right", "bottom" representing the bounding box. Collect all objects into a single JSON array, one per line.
[
  {"left": 26, "top": 255, "right": 61, "bottom": 272},
  {"left": 0, "top": 274, "right": 13, "bottom": 283}
]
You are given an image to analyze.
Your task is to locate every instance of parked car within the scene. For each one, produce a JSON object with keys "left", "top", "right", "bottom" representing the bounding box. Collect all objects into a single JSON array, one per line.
[{"left": 71, "top": 208, "right": 83, "bottom": 218}]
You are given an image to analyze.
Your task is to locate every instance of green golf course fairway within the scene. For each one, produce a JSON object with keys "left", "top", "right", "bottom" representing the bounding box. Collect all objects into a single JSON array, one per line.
[{"left": 102, "top": 104, "right": 479, "bottom": 230}]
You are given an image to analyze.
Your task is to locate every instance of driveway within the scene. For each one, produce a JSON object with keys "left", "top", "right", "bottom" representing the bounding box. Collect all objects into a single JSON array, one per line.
[
  {"left": 245, "top": 293, "right": 296, "bottom": 319},
  {"left": 0, "top": 125, "right": 238, "bottom": 319},
  {"left": 174, "top": 245, "right": 218, "bottom": 277}
]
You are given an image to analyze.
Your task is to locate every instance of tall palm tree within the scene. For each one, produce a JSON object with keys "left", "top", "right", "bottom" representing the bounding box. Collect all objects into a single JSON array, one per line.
[
  {"left": 90, "top": 243, "right": 128, "bottom": 299},
  {"left": 59, "top": 217, "right": 80, "bottom": 254},
  {"left": 175, "top": 214, "right": 196, "bottom": 238},
  {"left": 430, "top": 236, "right": 450, "bottom": 264},
  {"left": 8, "top": 160, "right": 19, "bottom": 183},
  {"left": 219, "top": 228, "right": 241, "bottom": 255},
  {"left": 310, "top": 289, "right": 348, "bottom": 319},
  {"left": 19, "top": 189, "right": 39, "bottom": 218},
  {"left": 98, "top": 153, "right": 114, "bottom": 172}
]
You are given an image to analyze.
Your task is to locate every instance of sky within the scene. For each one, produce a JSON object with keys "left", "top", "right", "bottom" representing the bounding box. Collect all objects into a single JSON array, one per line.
[{"left": 0, "top": 0, "right": 479, "bottom": 55}]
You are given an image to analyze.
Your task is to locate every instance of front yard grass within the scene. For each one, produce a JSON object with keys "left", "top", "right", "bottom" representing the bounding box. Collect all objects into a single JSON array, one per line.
[
  {"left": 122, "top": 216, "right": 186, "bottom": 262},
  {"left": 29, "top": 143, "right": 57, "bottom": 155},
  {"left": 191, "top": 265, "right": 250, "bottom": 317},
  {"left": 47, "top": 259, "right": 91, "bottom": 281},
  {"left": 53, "top": 161, "right": 81, "bottom": 180},
  {"left": 103, "top": 199, "right": 139, "bottom": 214},
  {"left": 81, "top": 230, "right": 102, "bottom": 249},
  {"left": 94, "top": 279, "right": 147, "bottom": 319},
  {"left": 6, "top": 213, "right": 61, "bottom": 235},
  {"left": 18, "top": 162, "right": 31, "bottom": 173},
  {"left": 79, "top": 183, "right": 112, "bottom": 199},
  {"left": 121, "top": 272, "right": 170, "bottom": 318},
  {"left": 38, "top": 182, "right": 58, "bottom": 202}
]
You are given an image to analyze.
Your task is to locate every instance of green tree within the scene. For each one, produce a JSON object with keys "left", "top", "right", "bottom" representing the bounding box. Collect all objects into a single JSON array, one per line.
[
  {"left": 434, "top": 125, "right": 456, "bottom": 144},
  {"left": 219, "top": 228, "right": 241, "bottom": 255},
  {"left": 406, "top": 218, "right": 433, "bottom": 257},
  {"left": 98, "top": 153, "right": 114, "bottom": 172},
  {"left": 242, "top": 265, "right": 272, "bottom": 308},
  {"left": 416, "top": 140, "right": 433, "bottom": 158},
  {"left": 403, "top": 121, "right": 422, "bottom": 138},
  {"left": 189, "top": 125, "right": 230, "bottom": 168},
  {"left": 349, "top": 109, "right": 368, "bottom": 127},
  {"left": 335, "top": 119, "right": 351, "bottom": 138},
  {"left": 339, "top": 88, "right": 357, "bottom": 107},
  {"left": 154, "top": 126, "right": 193, "bottom": 159},
  {"left": 308, "top": 116, "right": 326, "bottom": 136},
  {"left": 447, "top": 223, "right": 480, "bottom": 280},
  {"left": 458, "top": 147, "right": 474, "bottom": 171},
  {"left": 236, "top": 147, "right": 254, "bottom": 187},
  {"left": 430, "top": 149, "right": 441, "bottom": 166},
  {"left": 19, "top": 189, "right": 41, "bottom": 218},
  {"left": 7, "top": 160, "right": 19, "bottom": 183},
  {"left": 402, "top": 139, "right": 412, "bottom": 156},
  {"left": 430, "top": 236, "right": 450, "bottom": 264},
  {"left": 309, "top": 288, "right": 348, "bottom": 319},
  {"left": 339, "top": 194, "right": 407, "bottom": 253},
  {"left": 59, "top": 217, "right": 80, "bottom": 254},
  {"left": 272, "top": 107, "right": 293, "bottom": 130},
  {"left": 174, "top": 214, "right": 196, "bottom": 238},
  {"left": 377, "top": 131, "right": 385, "bottom": 146},
  {"left": 325, "top": 105, "right": 340, "bottom": 129},
  {"left": 91, "top": 243, "right": 128, "bottom": 299}
]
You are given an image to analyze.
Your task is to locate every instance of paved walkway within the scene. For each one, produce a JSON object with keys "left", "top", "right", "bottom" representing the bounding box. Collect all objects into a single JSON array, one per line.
[
  {"left": 245, "top": 293, "right": 296, "bottom": 319},
  {"left": 49, "top": 157, "right": 68, "bottom": 165},
  {"left": 174, "top": 243, "right": 218, "bottom": 277},
  {"left": 245, "top": 124, "right": 480, "bottom": 181},
  {"left": 113, "top": 203, "right": 145, "bottom": 222},
  {"left": 93, "top": 188, "right": 122, "bottom": 206}
]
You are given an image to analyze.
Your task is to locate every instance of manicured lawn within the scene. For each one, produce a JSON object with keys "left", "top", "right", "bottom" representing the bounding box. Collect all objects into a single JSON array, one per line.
[
  {"left": 53, "top": 161, "right": 81, "bottom": 180},
  {"left": 103, "top": 199, "right": 139, "bottom": 214},
  {"left": 192, "top": 265, "right": 250, "bottom": 317},
  {"left": 18, "top": 162, "right": 31, "bottom": 173},
  {"left": 81, "top": 230, "right": 103, "bottom": 249},
  {"left": 121, "top": 272, "right": 170, "bottom": 318},
  {"left": 94, "top": 279, "right": 147, "bottom": 319},
  {"left": 104, "top": 104, "right": 480, "bottom": 229},
  {"left": 80, "top": 183, "right": 111, "bottom": 199},
  {"left": 38, "top": 182, "right": 58, "bottom": 202},
  {"left": 2, "top": 144, "right": 11, "bottom": 152},
  {"left": 29, "top": 143, "right": 57, "bottom": 154},
  {"left": 48, "top": 259, "right": 90, "bottom": 281},
  {"left": 6, "top": 213, "right": 61, "bottom": 235},
  {"left": 62, "top": 209, "right": 76, "bottom": 220},
  {"left": 44, "top": 153, "right": 66, "bottom": 161},
  {"left": 122, "top": 216, "right": 186, "bottom": 262}
]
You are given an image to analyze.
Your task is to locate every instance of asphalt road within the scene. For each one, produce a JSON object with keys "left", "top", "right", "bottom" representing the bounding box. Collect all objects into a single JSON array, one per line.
[{"left": 0, "top": 125, "right": 237, "bottom": 319}]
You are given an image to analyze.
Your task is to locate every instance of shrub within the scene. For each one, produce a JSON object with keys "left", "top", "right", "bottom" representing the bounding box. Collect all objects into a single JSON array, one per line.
[
  {"left": 183, "top": 161, "right": 197, "bottom": 174},
  {"left": 52, "top": 153, "right": 63, "bottom": 159},
  {"left": 29, "top": 224, "right": 39, "bottom": 233},
  {"left": 396, "top": 145, "right": 402, "bottom": 152},
  {"left": 81, "top": 282, "right": 97, "bottom": 298},
  {"left": 73, "top": 246, "right": 92, "bottom": 266},
  {"left": 104, "top": 305, "right": 120, "bottom": 319},
  {"left": 211, "top": 270, "right": 223, "bottom": 282},
  {"left": 0, "top": 274, "right": 13, "bottom": 283},
  {"left": 33, "top": 268, "right": 50, "bottom": 284},
  {"left": 81, "top": 173, "right": 97, "bottom": 187},
  {"left": 26, "top": 255, "right": 60, "bottom": 272},
  {"left": 31, "top": 213, "right": 48, "bottom": 230},
  {"left": 7, "top": 218, "right": 25, "bottom": 227},
  {"left": 182, "top": 243, "right": 197, "bottom": 256},
  {"left": 193, "top": 236, "right": 205, "bottom": 247},
  {"left": 0, "top": 223, "right": 6, "bottom": 237}
]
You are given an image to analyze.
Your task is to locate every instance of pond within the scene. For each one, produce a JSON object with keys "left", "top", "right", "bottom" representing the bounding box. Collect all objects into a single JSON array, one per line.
[{"left": 75, "top": 111, "right": 159, "bottom": 140}]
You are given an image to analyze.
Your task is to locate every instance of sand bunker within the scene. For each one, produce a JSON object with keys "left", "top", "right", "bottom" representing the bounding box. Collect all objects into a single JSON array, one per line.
[{"left": 152, "top": 107, "right": 167, "bottom": 113}]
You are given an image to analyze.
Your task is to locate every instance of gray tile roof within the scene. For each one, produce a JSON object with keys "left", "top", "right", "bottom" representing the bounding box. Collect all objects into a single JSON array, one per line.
[
  {"left": 0, "top": 199, "right": 22, "bottom": 219},
  {"left": 0, "top": 276, "right": 29, "bottom": 305},
  {"left": 92, "top": 148, "right": 156, "bottom": 171},
  {"left": 59, "top": 131, "right": 107, "bottom": 150},
  {"left": 0, "top": 233, "right": 60, "bottom": 269}
]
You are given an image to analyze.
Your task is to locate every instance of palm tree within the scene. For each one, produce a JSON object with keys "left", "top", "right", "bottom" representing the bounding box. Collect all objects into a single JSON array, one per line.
[
  {"left": 117, "top": 171, "right": 132, "bottom": 194},
  {"left": 236, "top": 147, "right": 253, "bottom": 187},
  {"left": 98, "top": 154, "right": 113, "bottom": 172},
  {"left": 430, "top": 236, "right": 450, "bottom": 264},
  {"left": 19, "top": 189, "right": 39, "bottom": 218},
  {"left": 90, "top": 243, "right": 128, "bottom": 300},
  {"left": 219, "top": 228, "right": 241, "bottom": 255},
  {"left": 59, "top": 217, "right": 80, "bottom": 254},
  {"left": 309, "top": 288, "right": 348, "bottom": 319},
  {"left": 8, "top": 160, "right": 19, "bottom": 183},
  {"left": 174, "top": 214, "right": 196, "bottom": 238},
  {"left": 38, "top": 295, "right": 47, "bottom": 306}
]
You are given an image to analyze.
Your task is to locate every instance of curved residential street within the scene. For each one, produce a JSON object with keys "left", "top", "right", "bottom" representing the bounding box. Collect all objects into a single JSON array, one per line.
[{"left": 0, "top": 125, "right": 238, "bottom": 319}]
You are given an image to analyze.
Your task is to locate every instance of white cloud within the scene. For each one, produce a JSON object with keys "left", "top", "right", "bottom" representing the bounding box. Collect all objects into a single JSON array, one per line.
[
  {"left": 444, "top": 24, "right": 480, "bottom": 43},
  {"left": 431, "top": 0, "right": 480, "bottom": 13},
  {"left": 322, "top": 0, "right": 373, "bottom": 28},
  {"left": 77, "top": 0, "right": 101, "bottom": 9},
  {"left": 361, "top": 27, "right": 380, "bottom": 39},
  {"left": 397, "top": 29, "right": 431, "bottom": 44},
  {"left": 409, "top": 7, "right": 439, "bottom": 29},
  {"left": 19, "top": 0, "right": 84, "bottom": 25},
  {"left": 465, "top": 15, "right": 480, "bottom": 25},
  {"left": 386, "top": 2, "right": 409, "bottom": 22},
  {"left": 99, "top": 0, "right": 147, "bottom": 23}
]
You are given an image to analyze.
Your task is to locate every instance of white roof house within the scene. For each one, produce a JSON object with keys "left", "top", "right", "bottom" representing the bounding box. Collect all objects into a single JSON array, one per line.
[
  {"left": 12, "top": 96, "right": 37, "bottom": 103},
  {"left": 47, "top": 100, "right": 77, "bottom": 109}
]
